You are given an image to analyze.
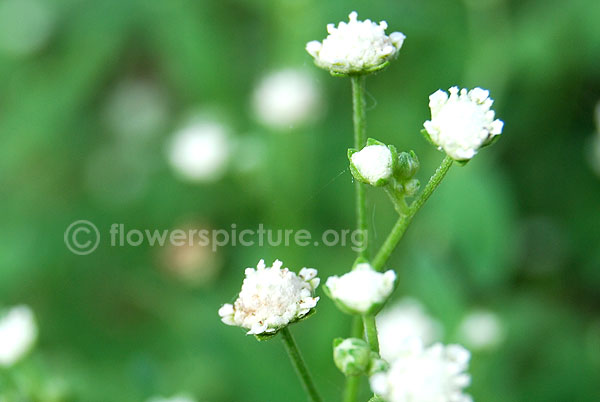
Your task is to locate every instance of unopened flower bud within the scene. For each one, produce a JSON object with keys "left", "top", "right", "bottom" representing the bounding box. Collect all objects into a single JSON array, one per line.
[
  {"left": 333, "top": 338, "right": 372, "bottom": 376},
  {"left": 396, "top": 151, "right": 419, "bottom": 180},
  {"left": 349, "top": 139, "right": 398, "bottom": 187}
]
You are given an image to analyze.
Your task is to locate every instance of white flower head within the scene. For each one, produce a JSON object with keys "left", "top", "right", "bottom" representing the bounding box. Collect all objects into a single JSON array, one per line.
[
  {"left": 167, "top": 115, "right": 231, "bottom": 182},
  {"left": 253, "top": 68, "right": 321, "bottom": 130},
  {"left": 218, "top": 259, "right": 320, "bottom": 337},
  {"left": 306, "top": 11, "right": 405, "bottom": 75},
  {"left": 377, "top": 298, "right": 443, "bottom": 361},
  {"left": 370, "top": 341, "right": 473, "bottom": 402},
  {"left": 325, "top": 262, "right": 396, "bottom": 315},
  {"left": 0, "top": 305, "right": 38, "bottom": 367},
  {"left": 423, "top": 86, "right": 504, "bottom": 161},
  {"left": 458, "top": 310, "right": 505, "bottom": 350},
  {"left": 349, "top": 140, "right": 397, "bottom": 186}
]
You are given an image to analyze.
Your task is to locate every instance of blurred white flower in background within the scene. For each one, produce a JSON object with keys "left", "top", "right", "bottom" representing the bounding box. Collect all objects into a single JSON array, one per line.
[
  {"left": 159, "top": 221, "right": 222, "bottom": 287},
  {"left": 146, "top": 394, "right": 196, "bottom": 402},
  {"left": 370, "top": 340, "right": 473, "bottom": 402},
  {"left": 424, "top": 86, "right": 503, "bottom": 161},
  {"left": 0, "top": 0, "right": 54, "bottom": 57},
  {"left": 167, "top": 115, "right": 231, "bottom": 182},
  {"left": 458, "top": 309, "right": 505, "bottom": 350},
  {"left": 104, "top": 78, "right": 169, "bottom": 142},
  {"left": 377, "top": 298, "right": 443, "bottom": 361},
  {"left": 252, "top": 68, "right": 321, "bottom": 130},
  {"left": 0, "top": 305, "right": 37, "bottom": 367},
  {"left": 219, "top": 259, "right": 320, "bottom": 335},
  {"left": 306, "top": 11, "right": 405, "bottom": 75}
]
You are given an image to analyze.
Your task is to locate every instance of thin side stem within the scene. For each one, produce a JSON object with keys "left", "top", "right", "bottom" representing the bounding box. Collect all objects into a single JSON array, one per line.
[
  {"left": 372, "top": 156, "right": 454, "bottom": 271},
  {"left": 351, "top": 75, "right": 368, "bottom": 259},
  {"left": 281, "top": 327, "right": 323, "bottom": 402},
  {"left": 363, "top": 315, "right": 379, "bottom": 352}
]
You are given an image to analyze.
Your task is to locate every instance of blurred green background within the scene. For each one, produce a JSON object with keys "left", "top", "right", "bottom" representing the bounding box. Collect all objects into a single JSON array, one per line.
[{"left": 1, "top": 0, "right": 600, "bottom": 400}]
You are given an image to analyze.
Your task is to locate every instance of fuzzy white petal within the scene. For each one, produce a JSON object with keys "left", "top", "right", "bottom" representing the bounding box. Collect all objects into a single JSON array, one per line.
[{"left": 351, "top": 145, "right": 394, "bottom": 185}]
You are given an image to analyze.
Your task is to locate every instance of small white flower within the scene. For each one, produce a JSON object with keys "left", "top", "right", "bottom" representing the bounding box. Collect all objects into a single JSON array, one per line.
[
  {"left": 458, "top": 310, "right": 505, "bottom": 350},
  {"left": 306, "top": 11, "right": 405, "bottom": 75},
  {"left": 377, "top": 298, "right": 443, "bottom": 361},
  {"left": 218, "top": 259, "right": 320, "bottom": 335},
  {"left": 146, "top": 394, "right": 196, "bottom": 402},
  {"left": 350, "top": 144, "right": 394, "bottom": 186},
  {"left": 167, "top": 116, "right": 231, "bottom": 182},
  {"left": 252, "top": 69, "right": 321, "bottom": 130},
  {"left": 424, "top": 86, "right": 504, "bottom": 160},
  {"left": 325, "top": 263, "right": 396, "bottom": 315},
  {"left": 370, "top": 340, "right": 473, "bottom": 402},
  {"left": 0, "top": 305, "right": 37, "bottom": 367}
]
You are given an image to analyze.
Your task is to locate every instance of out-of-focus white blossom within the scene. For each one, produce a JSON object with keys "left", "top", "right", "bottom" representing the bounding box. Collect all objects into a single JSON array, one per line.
[
  {"left": 218, "top": 259, "right": 320, "bottom": 335},
  {"left": 167, "top": 116, "right": 231, "bottom": 182},
  {"left": 325, "top": 263, "right": 395, "bottom": 315},
  {"left": 0, "top": 305, "right": 37, "bottom": 367},
  {"left": 0, "top": 0, "right": 54, "bottom": 57},
  {"left": 370, "top": 340, "right": 473, "bottom": 402},
  {"left": 458, "top": 310, "right": 505, "bottom": 350},
  {"left": 104, "top": 79, "right": 169, "bottom": 141},
  {"left": 350, "top": 144, "right": 394, "bottom": 186},
  {"left": 306, "top": 11, "right": 405, "bottom": 75},
  {"left": 146, "top": 394, "right": 196, "bottom": 402},
  {"left": 252, "top": 69, "right": 321, "bottom": 130},
  {"left": 377, "top": 298, "right": 443, "bottom": 361},
  {"left": 424, "top": 86, "right": 503, "bottom": 161}
]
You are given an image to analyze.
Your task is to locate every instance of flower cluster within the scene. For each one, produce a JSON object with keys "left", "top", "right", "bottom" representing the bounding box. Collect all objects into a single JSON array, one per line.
[
  {"left": 218, "top": 259, "right": 320, "bottom": 336},
  {"left": 370, "top": 340, "right": 473, "bottom": 402},
  {"left": 424, "top": 87, "right": 504, "bottom": 161},
  {"left": 325, "top": 262, "right": 396, "bottom": 315},
  {"left": 306, "top": 11, "right": 405, "bottom": 75}
]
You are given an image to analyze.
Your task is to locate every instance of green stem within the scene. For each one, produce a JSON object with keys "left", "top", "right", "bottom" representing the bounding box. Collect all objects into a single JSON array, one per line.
[
  {"left": 372, "top": 156, "right": 454, "bottom": 271},
  {"left": 344, "top": 376, "right": 361, "bottom": 402},
  {"left": 281, "top": 327, "right": 323, "bottom": 402},
  {"left": 351, "top": 75, "right": 368, "bottom": 259},
  {"left": 363, "top": 315, "right": 379, "bottom": 352},
  {"left": 367, "top": 396, "right": 384, "bottom": 402}
]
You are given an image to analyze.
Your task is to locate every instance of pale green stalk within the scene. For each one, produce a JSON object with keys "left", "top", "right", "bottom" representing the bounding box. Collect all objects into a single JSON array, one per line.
[{"left": 281, "top": 327, "right": 323, "bottom": 402}]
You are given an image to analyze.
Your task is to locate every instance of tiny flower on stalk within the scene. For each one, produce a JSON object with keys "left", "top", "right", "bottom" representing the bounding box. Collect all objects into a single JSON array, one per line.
[
  {"left": 324, "top": 262, "right": 396, "bottom": 315},
  {"left": 306, "top": 11, "right": 405, "bottom": 76},
  {"left": 370, "top": 339, "right": 473, "bottom": 402},
  {"left": 423, "top": 86, "right": 504, "bottom": 161},
  {"left": 333, "top": 337, "right": 387, "bottom": 377},
  {"left": 218, "top": 259, "right": 320, "bottom": 339},
  {"left": 349, "top": 139, "right": 398, "bottom": 186}
]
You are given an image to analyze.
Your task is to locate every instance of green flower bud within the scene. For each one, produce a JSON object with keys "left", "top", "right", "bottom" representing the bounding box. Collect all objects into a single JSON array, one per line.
[
  {"left": 333, "top": 338, "right": 372, "bottom": 376},
  {"left": 402, "top": 178, "right": 420, "bottom": 197},
  {"left": 396, "top": 150, "right": 419, "bottom": 180}
]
